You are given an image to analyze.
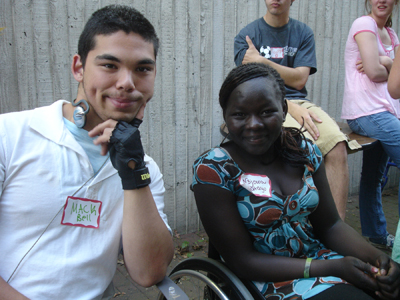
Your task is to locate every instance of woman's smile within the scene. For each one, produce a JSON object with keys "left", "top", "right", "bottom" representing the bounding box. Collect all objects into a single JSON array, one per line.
[{"left": 224, "top": 77, "right": 286, "bottom": 156}]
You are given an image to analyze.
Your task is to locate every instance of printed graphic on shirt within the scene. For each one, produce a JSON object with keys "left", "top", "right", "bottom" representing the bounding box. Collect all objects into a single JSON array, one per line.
[
  {"left": 260, "top": 46, "right": 271, "bottom": 58},
  {"left": 260, "top": 45, "right": 298, "bottom": 59},
  {"left": 61, "top": 196, "right": 102, "bottom": 228},
  {"left": 239, "top": 173, "right": 272, "bottom": 197}
]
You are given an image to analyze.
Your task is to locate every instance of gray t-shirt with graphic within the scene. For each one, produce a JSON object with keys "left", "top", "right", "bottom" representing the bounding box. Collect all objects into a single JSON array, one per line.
[{"left": 234, "top": 17, "right": 317, "bottom": 100}]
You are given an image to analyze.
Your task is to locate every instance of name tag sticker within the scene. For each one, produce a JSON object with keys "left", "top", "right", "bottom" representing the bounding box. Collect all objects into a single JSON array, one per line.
[
  {"left": 239, "top": 173, "right": 272, "bottom": 197},
  {"left": 61, "top": 196, "right": 102, "bottom": 229},
  {"left": 271, "top": 47, "right": 284, "bottom": 59}
]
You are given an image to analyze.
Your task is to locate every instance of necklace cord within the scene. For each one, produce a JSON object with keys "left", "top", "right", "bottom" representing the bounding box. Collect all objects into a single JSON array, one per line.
[{"left": 7, "top": 157, "right": 109, "bottom": 283}]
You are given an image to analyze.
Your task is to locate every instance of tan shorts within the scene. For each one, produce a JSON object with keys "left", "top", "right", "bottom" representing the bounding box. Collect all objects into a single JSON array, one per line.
[{"left": 283, "top": 100, "right": 360, "bottom": 156}]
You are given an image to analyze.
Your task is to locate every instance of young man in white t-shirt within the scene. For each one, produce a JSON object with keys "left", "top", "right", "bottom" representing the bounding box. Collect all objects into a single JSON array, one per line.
[{"left": 0, "top": 5, "right": 174, "bottom": 299}]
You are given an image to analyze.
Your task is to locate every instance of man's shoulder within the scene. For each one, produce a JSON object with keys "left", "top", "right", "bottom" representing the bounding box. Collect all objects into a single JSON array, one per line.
[
  {"left": 0, "top": 101, "right": 65, "bottom": 122},
  {"left": 0, "top": 100, "right": 66, "bottom": 137},
  {"left": 239, "top": 17, "right": 265, "bottom": 33},
  {"left": 144, "top": 154, "right": 162, "bottom": 176},
  {"left": 288, "top": 18, "right": 314, "bottom": 34},
  {"left": 241, "top": 17, "right": 314, "bottom": 37},
  {"left": 0, "top": 107, "right": 35, "bottom": 130}
]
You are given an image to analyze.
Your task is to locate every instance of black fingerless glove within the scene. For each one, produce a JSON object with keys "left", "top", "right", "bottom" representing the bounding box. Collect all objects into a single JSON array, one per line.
[{"left": 109, "top": 119, "right": 151, "bottom": 190}]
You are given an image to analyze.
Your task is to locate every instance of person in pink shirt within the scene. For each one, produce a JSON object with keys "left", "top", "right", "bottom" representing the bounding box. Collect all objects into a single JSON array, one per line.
[{"left": 342, "top": 0, "right": 400, "bottom": 249}]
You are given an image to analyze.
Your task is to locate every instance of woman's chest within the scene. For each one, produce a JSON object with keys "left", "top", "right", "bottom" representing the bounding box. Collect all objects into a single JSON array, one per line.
[
  {"left": 378, "top": 27, "right": 392, "bottom": 46},
  {"left": 235, "top": 170, "right": 319, "bottom": 226},
  {"left": 242, "top": 162, "right": 305, "bottom": 196}
]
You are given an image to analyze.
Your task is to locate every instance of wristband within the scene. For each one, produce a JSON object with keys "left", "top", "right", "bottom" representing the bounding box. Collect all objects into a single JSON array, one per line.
[
  {"left": 304, "top": 258, "right": 312, "bottom": 279},
  {"left": 120, "top": 166, "right": 151, "bottom": 190}
]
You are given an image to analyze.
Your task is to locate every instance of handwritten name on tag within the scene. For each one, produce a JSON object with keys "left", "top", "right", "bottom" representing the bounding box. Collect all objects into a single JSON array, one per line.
[
  {"left": 271, "top": 47, "right": 284, "bottom": 59},
  {"left": 61, "top": 196, "right": 102, "bottom": 228},
  {"left": 239, "top": 173, "right": 272, "bottom": 197}
]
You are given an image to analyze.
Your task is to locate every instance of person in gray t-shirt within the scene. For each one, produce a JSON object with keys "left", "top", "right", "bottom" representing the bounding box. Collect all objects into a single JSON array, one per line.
[{"left": 233, "top": 0, "right": 352, "bottom": 221}]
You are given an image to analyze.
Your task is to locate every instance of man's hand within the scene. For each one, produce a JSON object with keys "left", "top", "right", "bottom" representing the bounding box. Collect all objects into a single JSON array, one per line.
[
  {"left": 88, "top": 105, "right": 149, "bottom": 189},
  {"left": 242, "top": 36, "right": 262, "bottom": 64},
  {"left": 287, "top": 101, "right": 322, "bottom": 140},
  {"left": 89, "top": 104, "right": 146, "bottom": 156},
  {"left": 89, "top": 119, "right": 118, "bottom": 155},
  {"left": 108, "top": 118, "right": 150, "bottom": 190}
]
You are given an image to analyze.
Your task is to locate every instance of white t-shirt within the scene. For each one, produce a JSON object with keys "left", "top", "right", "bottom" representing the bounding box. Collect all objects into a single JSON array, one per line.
[{"left": 0, "top": 100, "right": 170, "bottom": 300}]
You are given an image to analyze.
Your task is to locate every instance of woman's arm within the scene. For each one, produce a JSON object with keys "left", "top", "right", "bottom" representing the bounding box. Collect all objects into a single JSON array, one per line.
[
  {"left": 193, "top": 184, "right": 312, "bottom": 282},
  {"left": 194, "top": 183, "right": 378, "bottom": 290},
  {"left": 309, "top": 162, "right": 384, "bottom": 261},
  {"left": 309, "top": 162, "right": 400, "bottom": 297},
  {"left": 355, "top": 31, "right": 392, "bottom": 82},
  {"left": 388, "top": 47, "right": 400, "bottom": 99}
]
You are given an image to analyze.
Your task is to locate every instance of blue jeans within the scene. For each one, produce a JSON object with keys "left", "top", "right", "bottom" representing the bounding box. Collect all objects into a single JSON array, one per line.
[{"left": 347, "top": 111, "right": 400, "bottom": 239}]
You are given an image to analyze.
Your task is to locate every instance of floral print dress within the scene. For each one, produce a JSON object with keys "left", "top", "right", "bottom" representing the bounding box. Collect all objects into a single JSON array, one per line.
[{"left": 192, "top": 141, "right": 346, "bottom": 299}]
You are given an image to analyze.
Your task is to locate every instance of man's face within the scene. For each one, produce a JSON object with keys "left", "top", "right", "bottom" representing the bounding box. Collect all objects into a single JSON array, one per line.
[
  {"left": 74, "top": 31, "right": 156, "bottom": 129},
  {"left": 265, "top": 0, "right": 294, "bottom": 16}
]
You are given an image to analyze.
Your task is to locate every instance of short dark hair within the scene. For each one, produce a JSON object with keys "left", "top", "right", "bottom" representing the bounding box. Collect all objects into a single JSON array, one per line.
[
  {"left": 78, "top": 5, "right": 159, "bottom": 67},
  {"left": 219, "top": 63, "right": 286, "bottom": 113}
]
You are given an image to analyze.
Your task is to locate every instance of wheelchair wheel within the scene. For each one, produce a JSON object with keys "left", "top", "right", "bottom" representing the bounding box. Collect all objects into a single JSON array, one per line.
[{"left": 157, "top": 257, "right": 255, "bottom": 300}]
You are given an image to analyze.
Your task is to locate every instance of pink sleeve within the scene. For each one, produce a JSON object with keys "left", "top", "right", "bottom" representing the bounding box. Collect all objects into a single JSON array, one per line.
[{"left": 351, "top": 16, "right": 377, "bottom": 40}]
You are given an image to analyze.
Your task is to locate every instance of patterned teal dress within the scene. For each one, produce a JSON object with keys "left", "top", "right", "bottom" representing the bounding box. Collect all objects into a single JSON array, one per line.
[{"left": 192, "top": 141, "right": 346, "bottom": 299}]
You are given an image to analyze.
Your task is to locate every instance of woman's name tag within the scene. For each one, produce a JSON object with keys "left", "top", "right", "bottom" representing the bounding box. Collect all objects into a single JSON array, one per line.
[{"left": 239, "top": 173, "right": 272, "bottom": 197}]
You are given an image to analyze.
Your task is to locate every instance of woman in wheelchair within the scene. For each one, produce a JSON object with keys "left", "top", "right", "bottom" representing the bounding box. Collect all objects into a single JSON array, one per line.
[{"left": 191, "top": 63, "right": 400, "bottom": 300}]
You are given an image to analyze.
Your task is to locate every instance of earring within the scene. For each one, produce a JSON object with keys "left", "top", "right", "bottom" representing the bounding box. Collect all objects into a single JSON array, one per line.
[{"left": 72, "top": 99, "right": 90, "bottom": 128}]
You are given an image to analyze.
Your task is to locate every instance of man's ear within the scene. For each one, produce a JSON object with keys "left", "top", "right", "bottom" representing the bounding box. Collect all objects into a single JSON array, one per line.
[{"left": 71, "top": 54, "right": 84, "bottom": 83}]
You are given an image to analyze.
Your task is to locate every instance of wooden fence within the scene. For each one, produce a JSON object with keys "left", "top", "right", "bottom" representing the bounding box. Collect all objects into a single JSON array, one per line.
[{"left": 1, "top": 0, "right": 399, "bottom": 232}]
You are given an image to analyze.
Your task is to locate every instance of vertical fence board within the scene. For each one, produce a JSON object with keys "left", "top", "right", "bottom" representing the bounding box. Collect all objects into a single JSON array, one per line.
[
  {"left": 0, "top": 0, "right": 19, "bottom": 113},
  {"left": 1, "top": 0, "right": 399, "bottom": 232}
]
